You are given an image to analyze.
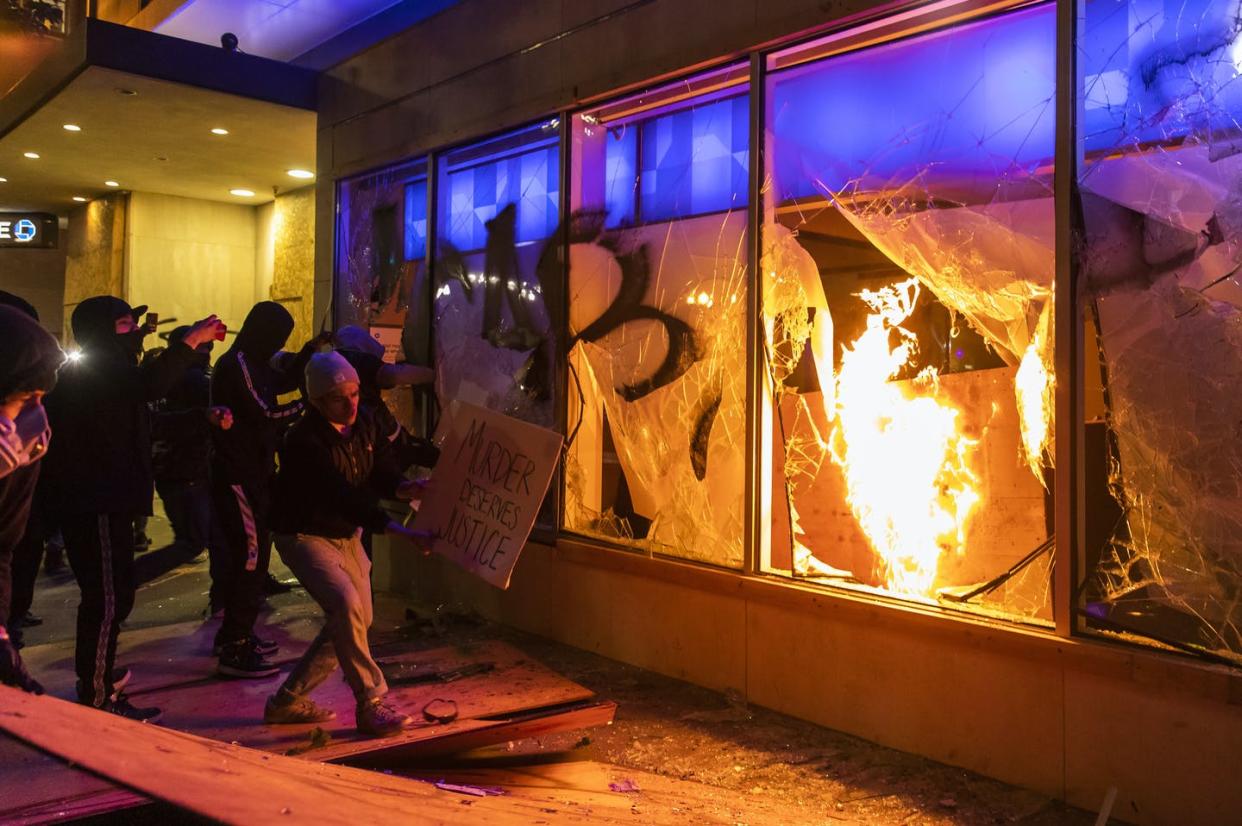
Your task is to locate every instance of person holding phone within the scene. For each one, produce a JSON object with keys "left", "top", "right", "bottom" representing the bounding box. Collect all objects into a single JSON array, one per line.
[{"left": 41, "top": 296, "right": 225, "bottom": 721}]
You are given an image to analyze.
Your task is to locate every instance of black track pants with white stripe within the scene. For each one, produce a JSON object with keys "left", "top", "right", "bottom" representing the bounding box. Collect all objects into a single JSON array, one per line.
[
  {"left": 212, "top": 477, "right": 272, "bottom": 646},
  {"left": 62, "top": 512, "right": 138, "bottom": 707}
]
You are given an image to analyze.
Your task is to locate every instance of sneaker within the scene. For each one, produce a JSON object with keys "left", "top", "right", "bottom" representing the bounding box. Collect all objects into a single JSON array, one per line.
[
  {"left": 100, "top": 694, "right": 162, "bottom": 724},
  {"left": 19, "top": 612, "right": 42, "bottom": 627},
  {"left": 213, "top": 633, "right": 279, "bottom": 657},
  {"left": 218, "top": 643, "right": 280, "bottom": 679},
  {"left": 264, "top": 690, "right": 336, "bottom": 724},
  {"left": 356, "top": 698, "right": 412, "bottom": 738},
  {"left": 75, "top": 668, "right": 134, "bottom": 704}
]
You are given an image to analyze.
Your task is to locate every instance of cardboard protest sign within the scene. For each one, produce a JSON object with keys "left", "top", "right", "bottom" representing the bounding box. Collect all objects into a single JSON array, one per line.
[{"left": 411, "top": 400, "right": 562, "bottom": 589}]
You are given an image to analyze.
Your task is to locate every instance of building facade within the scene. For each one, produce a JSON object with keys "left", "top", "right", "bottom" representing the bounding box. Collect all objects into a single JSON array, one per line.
[{"left": 320, "top": 1, "right": 1242, "bottom": 822}]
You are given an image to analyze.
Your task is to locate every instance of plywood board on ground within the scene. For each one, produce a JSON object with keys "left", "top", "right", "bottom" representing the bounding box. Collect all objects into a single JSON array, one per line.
[
  {"left": 0, "top": 688, "right": 811, "bottom": 826},
  {"left": 131, "top": 640, "right": 597, "bottom": 762}
]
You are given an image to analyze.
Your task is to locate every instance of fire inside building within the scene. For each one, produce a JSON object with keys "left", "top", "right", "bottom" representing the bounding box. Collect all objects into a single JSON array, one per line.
[{"left": 1, "top": 0, "right": 1240, "bottom": 823}]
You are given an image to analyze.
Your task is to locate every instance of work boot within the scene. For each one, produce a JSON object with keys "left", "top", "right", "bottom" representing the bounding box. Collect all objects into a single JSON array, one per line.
[
  {"left": 264, "top": 689, "right": 336, "bottom": 724},
  {"left": 356, "top": 698, "right": 412, "bottom": 738},
  {"left": 99, "top": 694, "right": 162, "bottom": 724},
  {"left": 217, "top": 641, "right": 279, "bottom": 679}
]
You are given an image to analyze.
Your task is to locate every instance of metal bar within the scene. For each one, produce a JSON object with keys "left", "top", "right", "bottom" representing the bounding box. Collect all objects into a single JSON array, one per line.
[
  {"left": 554, "top": 110, "right": 573, "bottom": 536},
  {"left": 1053, "top": 0, "right": 1085, "bottom": 638},
  {"left": 744, "top": 52, "right": 766, "bottom": 575}
]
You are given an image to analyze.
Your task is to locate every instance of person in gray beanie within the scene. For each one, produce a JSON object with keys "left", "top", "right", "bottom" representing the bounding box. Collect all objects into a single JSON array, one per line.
[{"left": 265, "top": 350, "right": 430, "bottom": 737}]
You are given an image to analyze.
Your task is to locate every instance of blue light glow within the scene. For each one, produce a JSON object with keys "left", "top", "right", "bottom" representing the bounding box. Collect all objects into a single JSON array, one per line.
[
  {"left": 404, "top": 178, "right": 428, "bottom": 260},
  {"left": 769, "top": 3, "right": 1056, "bottom": 200}
]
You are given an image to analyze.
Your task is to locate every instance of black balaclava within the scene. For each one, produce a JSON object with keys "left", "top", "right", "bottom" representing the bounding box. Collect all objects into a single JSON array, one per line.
[
  {"left": 71, "top": 295, "right": 140, "bottom": 362},
  {"left": 232, "top": 301, "right": 294, "bottom": 362}
]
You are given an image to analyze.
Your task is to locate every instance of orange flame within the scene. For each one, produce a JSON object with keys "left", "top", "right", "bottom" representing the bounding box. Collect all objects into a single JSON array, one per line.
[{"left": 828, "top": 279, "right": 980, "bottom": 596}]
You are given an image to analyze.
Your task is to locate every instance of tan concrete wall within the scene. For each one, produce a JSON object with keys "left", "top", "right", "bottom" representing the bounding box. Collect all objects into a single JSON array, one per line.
[
  {"left": 125, "top": 191, "right": 257, "bottom": 335},
  {"left": 63, "top": 194, "right": 127, "bottom": 342},
  {"left": 372, "top": 537, "right": 1242, "bottom": 826},
  {"left": 267, "top": 186, "right": 316, "bottom": 347},
  {"left": 0, "top": 244, "right": 67, "bottom": 337}
]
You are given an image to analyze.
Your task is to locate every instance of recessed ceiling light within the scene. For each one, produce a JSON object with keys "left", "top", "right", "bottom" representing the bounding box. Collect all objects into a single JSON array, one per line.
[
  {"left": 286, "top": 169, "right": 314, "bottom": 180},
  {"left": 63, "top": 123, "right": 81, "bottom": 132},
  {"left": 23, "top": 152, "right": 39, "bottom": 159},
  {"left": 211, "top": 128, "right": 229, "bottom": 135},
  {"left": 105, "top": 180, "right": 119, "bottom": 187},
  {"left": 116, "top": 88, "right": 138, "bottom": 96},
  {"left": 229, "top": 188, "right": 255, "bottom": 197},
  {"left": 72, "top": 196, "right": 87, "bottom": 202},
  {"left": 0, "top": 177, "right": 7, "bottom": 183}
]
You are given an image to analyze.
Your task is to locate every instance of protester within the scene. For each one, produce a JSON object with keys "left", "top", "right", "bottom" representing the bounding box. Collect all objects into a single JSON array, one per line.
[
  {"left": 210, "top": 301, "right": 324, "bottom": 677},
  {"left": 0, "top": 291, "right": 55, "bottom": 650},
  {"left": 0, "top": 302, "right": 62, "bottom": 694},
  {"left": 333, "top": 325, "right": 439, "bottom": 471},
  {"left": 264, "top": 351, "right": 428, "bottom": 736},
  {"left": 137, "top": 326, "right": 233, "bottom": 604},
  {"left": 42, "top": 296, "right": 225, "bottom": 720}
]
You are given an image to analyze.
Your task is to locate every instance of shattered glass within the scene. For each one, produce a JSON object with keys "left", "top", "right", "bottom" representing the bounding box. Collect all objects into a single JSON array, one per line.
[
  {"left": 334, "top": 159, "right": 433, "bottom": 430},
  {"left": 1078, "top": 0, "right": 1242, "bottom": 662},
  {"left": 431, "top": 122, "right": 560, "bottom": 433},
  {"left": 564, "top": 66, "right": 750, "bottom": 567},
  {"left": 762, "top": 3, "right": 1057, "bottom": 621}
]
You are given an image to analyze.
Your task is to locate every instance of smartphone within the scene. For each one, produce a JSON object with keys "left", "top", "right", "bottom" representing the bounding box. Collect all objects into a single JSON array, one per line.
[{"left": 145, "top": 312, "right": 158, "bottom": 330}]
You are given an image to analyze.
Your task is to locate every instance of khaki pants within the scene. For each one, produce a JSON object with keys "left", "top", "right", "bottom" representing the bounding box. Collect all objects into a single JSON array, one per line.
[{"left": 274, "top": 532, "right": 387, "bottom": 703}]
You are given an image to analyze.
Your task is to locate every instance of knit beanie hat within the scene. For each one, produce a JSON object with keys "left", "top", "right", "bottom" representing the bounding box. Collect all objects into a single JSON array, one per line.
[
  {"left": 333, "top": 324, "right": 385, "bottom": 359},
  {"left": 305, "top": 350, "right": 359, "bottom": 399}
]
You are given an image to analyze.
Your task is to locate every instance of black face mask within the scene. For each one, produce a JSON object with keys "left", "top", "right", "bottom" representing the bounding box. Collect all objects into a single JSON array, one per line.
[{"left": 118, "top": 329, "right": 146, "bottom": 357}]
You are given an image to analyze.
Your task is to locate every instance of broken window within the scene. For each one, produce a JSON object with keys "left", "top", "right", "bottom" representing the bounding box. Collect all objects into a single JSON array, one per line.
[
  {"left": 334, "top": 158, "right": 433, "bottom": 432},
  {"left": 1077, "top": 0, "right": 1242, "bottom": 664},
  {"left": 432, "top": 122, "right": 562, "bottom": 527},
  {"left": 564, "top": 65, "right": 750, "bottom": 566},
  {"left": 761, "top": 3, "right": 1058, "bottom": 622}
]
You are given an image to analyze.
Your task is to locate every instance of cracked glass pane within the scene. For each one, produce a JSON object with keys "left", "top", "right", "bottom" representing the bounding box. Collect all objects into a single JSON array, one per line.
[
  {"left": 1078, "top": 0, "right": 1242, "bottom": 664},
  {"left": 762, "top": 3, "right": 1057, "bottom": 622},
  {"left": 335, "top": 158, "right": 433, "bottom": 432},
  {"left": 432, "top": 122, "right": 562, "bottom": 527},
  {"left": 564, "top": 65, "right": 750, "bottom": 567}
]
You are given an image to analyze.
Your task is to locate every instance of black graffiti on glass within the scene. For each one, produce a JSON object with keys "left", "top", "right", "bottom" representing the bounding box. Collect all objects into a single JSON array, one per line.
[{"left": 437, "top": 206, "right": 717, "bottom": 476}]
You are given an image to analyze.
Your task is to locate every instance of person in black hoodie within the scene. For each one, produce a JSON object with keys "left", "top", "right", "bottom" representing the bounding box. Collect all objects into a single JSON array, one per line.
[
  {"left": 0, "top": 301, "right": 63, "bottom": 694},
  {"left": 42, "top": 296, "right": 224, "bottom": 720},
  {"left": 210, "top": 301, "right": 325, "bottom": 677},
  {"left": 136, "top": 326, "right": 233, "bottom": 602}
]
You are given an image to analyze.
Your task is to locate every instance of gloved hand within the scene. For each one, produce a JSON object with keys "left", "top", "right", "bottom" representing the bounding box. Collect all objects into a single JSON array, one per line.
[{"left": 0, "top": 629, "right": 44, "bottom": 694}]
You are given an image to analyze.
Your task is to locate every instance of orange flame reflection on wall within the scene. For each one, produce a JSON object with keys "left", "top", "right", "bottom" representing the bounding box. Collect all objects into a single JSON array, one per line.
[{"left": 828, "top": 279, "right": 981, "bottom": 596}]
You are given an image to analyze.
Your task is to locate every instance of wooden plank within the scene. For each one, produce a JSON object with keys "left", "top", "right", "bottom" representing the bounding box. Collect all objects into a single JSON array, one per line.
[
  {"left": 1, "top": 688, "right": 814, "bottom": 826},
  {"left": 0, "top": 689, "right": 693, "bottom": 825},
  {"left": 130, "top": 640, "right": 595, "bottom": 761},
  {"left": 0, "top": 639, "right": 608, "bottom": 822}
]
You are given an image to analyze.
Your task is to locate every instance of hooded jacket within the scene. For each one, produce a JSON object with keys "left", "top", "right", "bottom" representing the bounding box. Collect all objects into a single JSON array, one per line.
[
  {"left": 152, "top": 326, "right": 214, "bottom": 484},
  {"left": 0, "top": 300, "right": 61, "bottom": 624},
  {"left": 209, "top": 302, "right": 305, "bottom": 486},
  {"left": 41, "top": 296, "right": 197, "bottom": 515},
  {"left": 270, "top": 404, "right": 403, "bottom": 538}
]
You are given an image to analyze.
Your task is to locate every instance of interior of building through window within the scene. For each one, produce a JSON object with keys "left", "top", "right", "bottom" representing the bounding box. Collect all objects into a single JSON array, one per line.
[
  {"left": 564, "top": 65, "right": 750, "bottom": 567},
  {"left": 761, "top": 2, "right": 1057, "bottom": 622}
]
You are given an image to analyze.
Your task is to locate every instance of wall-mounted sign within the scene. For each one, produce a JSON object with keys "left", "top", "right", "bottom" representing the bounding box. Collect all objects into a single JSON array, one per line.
[{"left": 0, "top": 214, "right": 58, "bottom": 249}]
